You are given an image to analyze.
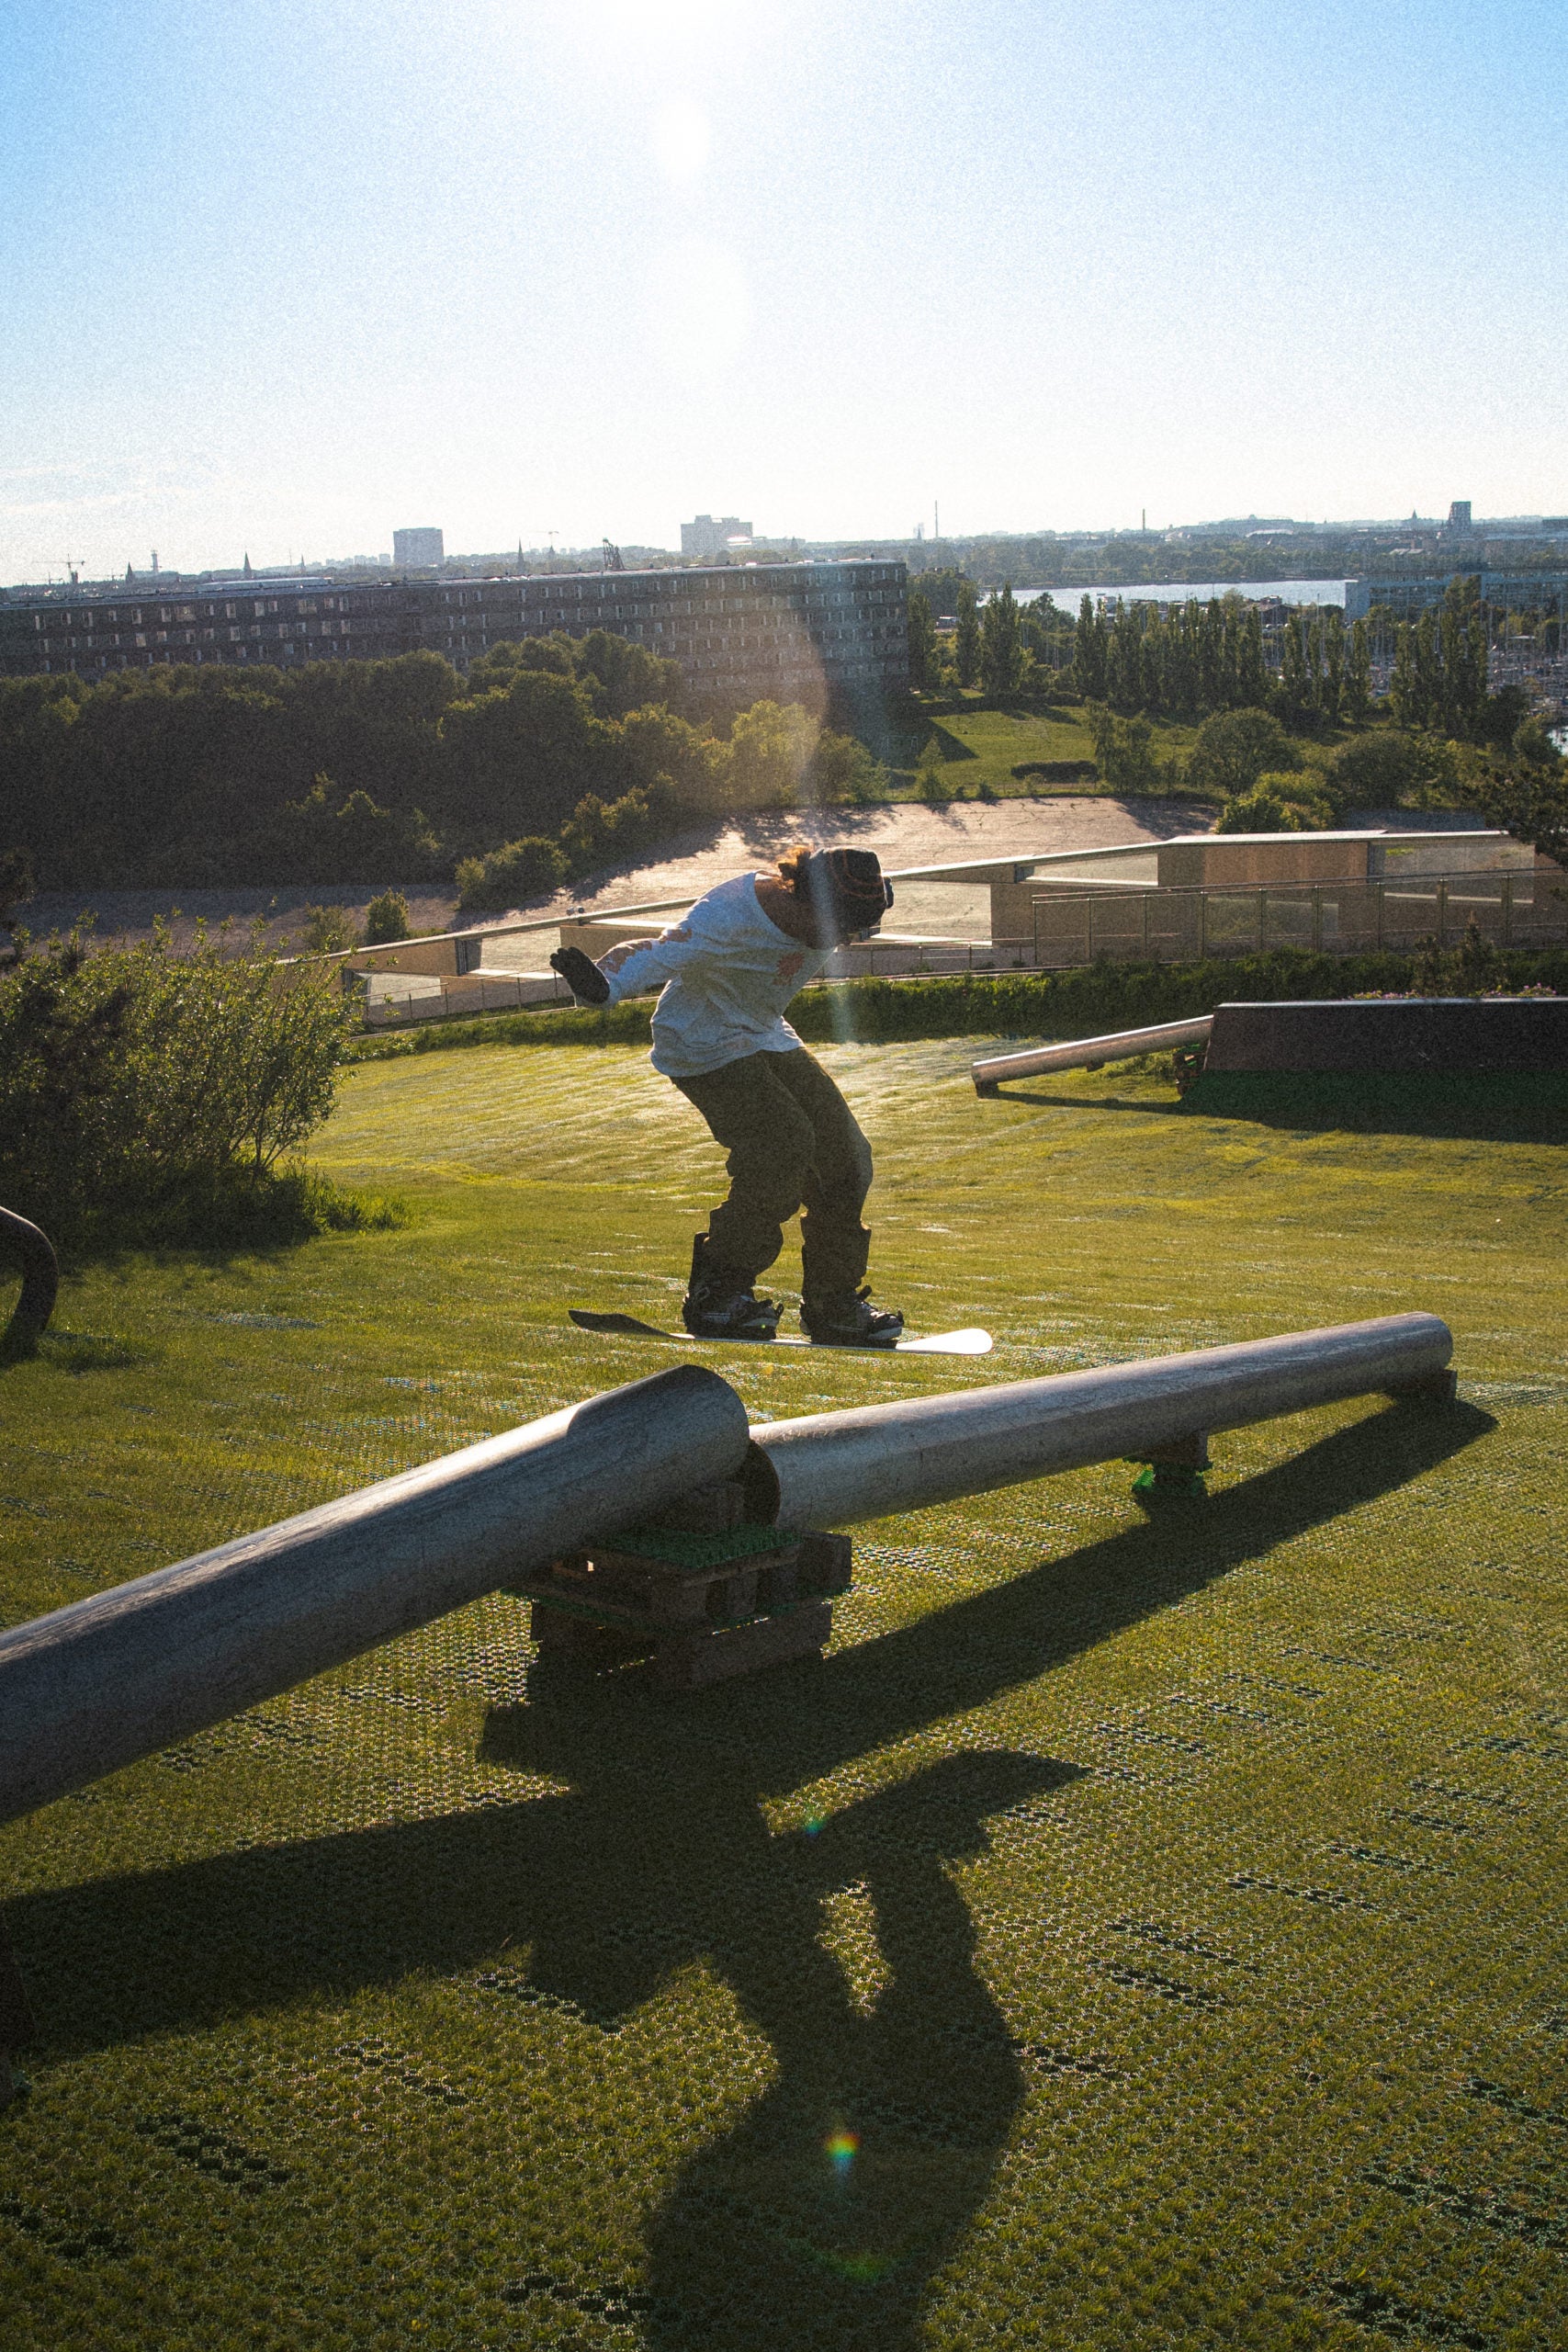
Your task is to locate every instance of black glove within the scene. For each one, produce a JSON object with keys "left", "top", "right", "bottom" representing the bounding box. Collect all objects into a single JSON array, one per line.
[{"left": 549, "top": 945, "right": 611, "bottom": 1006}]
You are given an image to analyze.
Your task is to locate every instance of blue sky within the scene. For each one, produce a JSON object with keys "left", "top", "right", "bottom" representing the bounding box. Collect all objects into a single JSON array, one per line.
[{"left": 2, "top": 0, "right": 1563, "bottom": 579}]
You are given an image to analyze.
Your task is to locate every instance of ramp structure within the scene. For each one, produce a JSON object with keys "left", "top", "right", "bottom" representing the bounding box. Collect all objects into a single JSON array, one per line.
[
  {"left": 1184, "top": 997, "right": 1568, "bottom": 1120},
  {"left": 0, "top": 1315, "right": 1454, "bottom": 1831}
]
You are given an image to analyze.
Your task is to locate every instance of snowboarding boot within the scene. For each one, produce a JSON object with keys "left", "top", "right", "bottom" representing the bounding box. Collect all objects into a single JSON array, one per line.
[
  {"left": 801, "top": 1285, "right": 905, "bottom": 1348},
  {"left": 682, "top": 1236, "right": 781, "bottom": 1340}
]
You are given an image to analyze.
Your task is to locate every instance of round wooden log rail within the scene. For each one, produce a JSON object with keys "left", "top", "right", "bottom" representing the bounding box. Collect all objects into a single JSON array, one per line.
[
  {"left": 0, "top": 1365, "right": 751, "bottom": 1827},
  {"left": 972, "top": 1015, "right": 1215, "bottom": 1095},
  {"left": 750, "top": 1313, "right": 1453, "bottom": 1532},
  {"left": 0, "top": 1315, "right": 1454, "bottom": 1826}
]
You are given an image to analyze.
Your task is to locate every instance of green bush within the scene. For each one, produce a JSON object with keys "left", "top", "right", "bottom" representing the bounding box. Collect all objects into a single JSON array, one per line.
[
  {"left": 363, "top": 889, "right": 412, "bottom": 944},
  {"left": 1332, "top": 728, "right": 1460, "bottom": 808},
  {"left": 1214, "top": 774, "right": 1338, "bottom": 833},
  {"left": 1083, "top": 702, "right": 1159, "bottom": 791},
  {"left": 298, "top": 902, "right": 360, "bottom": 955},
  {"left": 0, "top": 924, "right": 355, "bottom": 1241},
  {"left": 1184, "top": 707, "right": 1299, "bottom": 797},
  {"left": 455, "top": 834, "right": 569, "bottom": 911}
]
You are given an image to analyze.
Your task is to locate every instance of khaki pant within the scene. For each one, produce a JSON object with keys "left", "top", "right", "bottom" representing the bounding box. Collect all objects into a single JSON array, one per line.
[{"left": 673, "top": 1047, "right": 874, "bottom": 1296}]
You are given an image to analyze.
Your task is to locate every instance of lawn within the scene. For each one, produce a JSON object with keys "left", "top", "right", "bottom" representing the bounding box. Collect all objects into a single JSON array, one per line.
[
  {"left": 893, "top": 700, "right": 1205, "bottom": 800},
  {"left": 1, "top": 1040, "right": 1565, "bottom": 2350}
]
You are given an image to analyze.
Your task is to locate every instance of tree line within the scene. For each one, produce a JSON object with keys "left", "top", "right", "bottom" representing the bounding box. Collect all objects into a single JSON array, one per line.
[{"left": 0, "top": 634, "right": 885, "bottom": 894}]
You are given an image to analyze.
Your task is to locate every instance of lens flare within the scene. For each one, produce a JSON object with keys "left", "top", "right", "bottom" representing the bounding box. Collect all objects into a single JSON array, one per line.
[{"left": 825, "top": 2129, "right": 858, "bottom": 2179}]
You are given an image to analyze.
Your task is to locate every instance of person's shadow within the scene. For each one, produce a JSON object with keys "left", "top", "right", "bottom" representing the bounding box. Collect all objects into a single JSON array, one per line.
[
  {"left": 5, "top": 1396, "right": 1490, "bottom": 2346},
  {"left": 481, "top": 1683, "right": 1076, "bottom": 2346}
]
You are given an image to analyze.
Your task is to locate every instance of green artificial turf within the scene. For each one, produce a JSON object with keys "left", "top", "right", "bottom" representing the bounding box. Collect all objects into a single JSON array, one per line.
[{"left": 1, "top": 1040, "right": 1565, "bottom": 2350}]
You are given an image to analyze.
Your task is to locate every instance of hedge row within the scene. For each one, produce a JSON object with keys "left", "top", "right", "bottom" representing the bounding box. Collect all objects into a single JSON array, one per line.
[{"left": 348, "top": 945, "right": 1568, "bottom": 1063}]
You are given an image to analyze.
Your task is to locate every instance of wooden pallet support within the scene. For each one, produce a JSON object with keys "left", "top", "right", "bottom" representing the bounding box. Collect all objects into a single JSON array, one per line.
[{"left": 515, "top": 1495, "right": 852, "bottom": 1690}]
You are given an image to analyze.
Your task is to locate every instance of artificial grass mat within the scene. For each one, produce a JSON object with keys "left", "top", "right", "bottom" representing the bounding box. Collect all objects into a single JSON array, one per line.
[{"left": 0, "top": 1038, "right": 1564, "bottom": 2351}]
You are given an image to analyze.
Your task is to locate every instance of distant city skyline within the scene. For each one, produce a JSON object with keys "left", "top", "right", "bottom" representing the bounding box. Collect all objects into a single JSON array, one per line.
[{"left": 3, "top": 1, "right": 1563, "bottom": 582}]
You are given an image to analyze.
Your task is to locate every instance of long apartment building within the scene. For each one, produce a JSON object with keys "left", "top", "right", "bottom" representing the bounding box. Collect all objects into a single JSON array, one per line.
[
  {"left": 0, "top": 560, "right": 910, "bottom": 701},
  {"left": 1345, "top": 571, "right": 1568, "bottom": 622}
]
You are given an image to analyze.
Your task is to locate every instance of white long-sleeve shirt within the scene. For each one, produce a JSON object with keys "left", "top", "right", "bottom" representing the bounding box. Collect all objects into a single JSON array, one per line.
[{"left": 598, "top": 873, "right": 828, "bottom": 1078}]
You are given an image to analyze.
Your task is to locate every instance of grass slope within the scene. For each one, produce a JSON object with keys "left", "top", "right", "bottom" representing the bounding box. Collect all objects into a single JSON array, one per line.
[
  {"left": 895, "top": 700, "right": 1201, "bottom": 798},
  {"left": 1, "top": 1042, "right": 1565, "bottom": 2351}
]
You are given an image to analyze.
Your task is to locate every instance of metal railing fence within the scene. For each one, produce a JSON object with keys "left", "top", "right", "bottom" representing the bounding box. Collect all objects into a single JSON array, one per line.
[{"left": 1032, "top": 869, "right": 1567, "bottom": 968}]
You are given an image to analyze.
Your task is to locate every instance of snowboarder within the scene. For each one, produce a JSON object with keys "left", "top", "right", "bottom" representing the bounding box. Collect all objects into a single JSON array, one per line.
[{"left": 550, "top": 846, "right": 905, "bottom": 1344}]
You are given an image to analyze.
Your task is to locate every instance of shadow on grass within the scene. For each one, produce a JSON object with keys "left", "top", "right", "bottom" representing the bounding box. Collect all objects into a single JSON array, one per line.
[
  {"left": 7, "top": 1396, "right": 1492, "bottom": 2345},
  {"left": 989, "top": 1085, "right": 1185, "bottom": 1114}
]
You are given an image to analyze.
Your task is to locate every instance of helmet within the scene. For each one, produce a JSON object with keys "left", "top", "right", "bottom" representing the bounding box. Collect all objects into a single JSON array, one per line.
[{"left": 797, "top": 848, "right": 894, "bottom": 935}]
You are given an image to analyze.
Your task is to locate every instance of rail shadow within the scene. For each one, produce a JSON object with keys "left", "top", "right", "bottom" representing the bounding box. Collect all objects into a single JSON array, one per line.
[
  {"left": 988, "top": 1085, "right": 1185, "bottom": 1114},
  {"left": 6, "top": 1396, "right": 1491, "bottom": 2343}
]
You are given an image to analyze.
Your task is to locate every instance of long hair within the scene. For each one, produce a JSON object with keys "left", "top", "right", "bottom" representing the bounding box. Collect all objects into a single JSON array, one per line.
[{"left": 776, "top": 842, "right": 815, "bottom": 896}]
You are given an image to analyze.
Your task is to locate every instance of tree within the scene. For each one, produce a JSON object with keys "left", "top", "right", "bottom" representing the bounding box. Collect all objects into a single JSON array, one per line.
[
  {"left": 1, "top": 847, "right": 35, "bottom": 967},
  {"left": 455, "top": 836, "right": 568, "bottom": 912},
  {"left": 1321, "top": 607, "right": 1345, "bottom": 721},
  {"left": 1073, "top": 594, "right": 1107, "bottom": 700},
  {"left": 1438, "top": 574, "right": 1488, "bottom": 739},
  {"left": 953, "top": 581, "right": 981, "bottom": 688},
  {"left": 810, "top": 729, "right": 887, "bottom": 806},
  {"left": 1083, "top": 701, "right": 1158, "bottom": 792},
  {"left": 978, "top": 584, "right": 1024, "bottom": 696},
  {"left": 1343, "top": 617, "right": 1371, "bottom": 725},
  {"left": 1389, "top": 625, "right": 1420, "bottom": 729},
  {"left": 364, "top": 890, "right": 412, "bottom": 944},
  {"left": 575, "top": 628, "right": 682, "bottom": 719},
  {"left": 1274, "top": 616, "right": 1313, "bottom": 727},
  {"left": 0, "top": 921, "right": 351, "bottom": 1239},
  {"left": 719, "top": 701, "right": 818, "bottom": 809},
  {"left": 270, "top": 778, "right": 440, "bottom": 885},
  {"left": 1237, "top": 607, "right": 1269, "bottom": 707},
  {"left": 906, "top": 590, "right": 939, "bottom": 693},
  {"left": 915, "top": 747, "right": 953, "bottom": 804},
  {"left": 1461, "top": 720, "right": 1568, "bottom": 865},
  {"left": 1104, "top": 601, "right": 1143, "bottom": 710},
  {"left": 439, "top": 667, "right": 611, "bottom": 839},
  {"left": 1332, "top": 729, "right": 1459, "bottom": 812},
  {"left": 299, "top": 904, "right": 359, "bottom": 955},
  {"left": 1185, "top": 707, "right": 1300, "bottom": 799}
]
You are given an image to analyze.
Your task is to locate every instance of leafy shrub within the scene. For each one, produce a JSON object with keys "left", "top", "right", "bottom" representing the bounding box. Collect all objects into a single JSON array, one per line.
[
  {"left": 810, "top": 729, "right": 889, "bottom": 806},
  {"left": 298, "top": 903, "right": 360, "bottom": 955},
  {"left": 1214, "top": 774, "right": 1338, "bottom": 833},
  {"left": 1083, "top": 703, "right": 1159, "bottom": 791},
  {"left": 1332, "top": 728, "right": 1460, "bottom": 808},
  {"left": 720, "top": 701, "right": 818, "bottom": 809},
  {"left": 0, "top": 924, "right": 354, "bottom": 1241},
  {"left": 364, "top": 889, "right": 412, "bottom": 944},
  {"left": 558, "top": 776, "right": 676, "bottom": 880},
  {"left": 915, "top": 752, "right": 953, "bottom": 805},
  {"left": 1184, "top": 707, "right": 1299, "bottom": 798},
  {"left": 455, "top": 836, "right": 568, "bottom": 912}
]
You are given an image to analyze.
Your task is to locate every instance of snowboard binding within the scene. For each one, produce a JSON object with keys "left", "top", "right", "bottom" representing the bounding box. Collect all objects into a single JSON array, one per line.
[{"left": 682, "top": 1237, "right": 782, "bottom": 1341}]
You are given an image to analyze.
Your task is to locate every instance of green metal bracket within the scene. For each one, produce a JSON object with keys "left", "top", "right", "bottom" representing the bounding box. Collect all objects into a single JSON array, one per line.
[{"left": 1130, "top": 1461, "right": 1209, "bottom": 1506}]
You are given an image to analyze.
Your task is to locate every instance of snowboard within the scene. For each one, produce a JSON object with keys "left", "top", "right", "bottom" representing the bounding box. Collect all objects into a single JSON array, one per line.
[{"left": 569, "top": 1308, "right": 992, "bottom": 1357}]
